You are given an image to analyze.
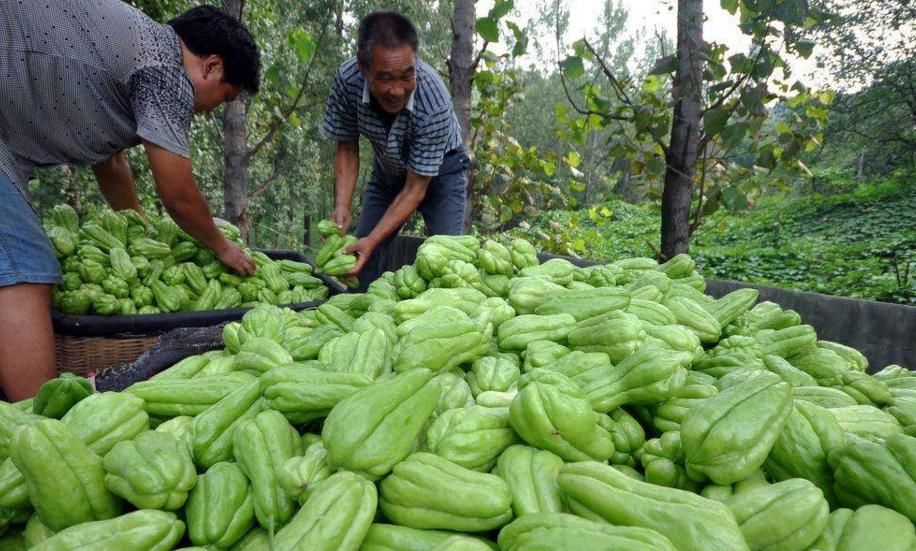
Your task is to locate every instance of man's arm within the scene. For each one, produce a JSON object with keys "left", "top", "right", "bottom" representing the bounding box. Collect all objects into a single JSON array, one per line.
[
  {"left": 347, "top": 170, "right": 431, "bottom": 275},
  {"left": 91, "top": 152, "right": 143, "bottom": 213},
  {"left": 332, "top": 140, "right": 360, "bottom": 232},
  {"left": 143, "top": 141, "right": 254, "bottom": 275}
]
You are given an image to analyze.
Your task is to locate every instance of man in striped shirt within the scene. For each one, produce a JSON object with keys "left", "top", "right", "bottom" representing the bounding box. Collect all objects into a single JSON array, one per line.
[{"left": 322, "top": 11, "right": 469, "bottom": 287}]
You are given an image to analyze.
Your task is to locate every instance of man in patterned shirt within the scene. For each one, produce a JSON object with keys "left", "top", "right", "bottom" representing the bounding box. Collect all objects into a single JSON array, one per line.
[
  {"left": 0, "top": 2, "right": 260, "bottom": 399},
  {"left": 322, "top": 11, "right": 469, "bottom": 288}
]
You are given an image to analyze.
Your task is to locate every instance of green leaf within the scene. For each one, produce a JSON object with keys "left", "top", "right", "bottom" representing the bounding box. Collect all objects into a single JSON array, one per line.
[
  {"left": 570, "top": 180, "right": 586, "bottom": 193},
  {"left": 476, "top": 18, "right": 500, "bottom": 43},
  {"left": 775, "top": 0, "right": 806, "bottom": 26},
  {"left": 560, "top": 55, "right": 584, "bottom": 80},
  {"left": 643, "top": 75, "right": 664, "bottom": 93},
  {"left": 288, "top": 28, "right": 316, "bottom": 65},
  {"left": 795, "top": 39, "right": 815, "bottom": 59},
  {"left": 540, "top": 160, "right": 556, "bottom": 176},
  {"left": 721, "top": 186, "right": 749, "bottom": 211},
  {"left": 265, "top": 66, "right": 282, "bottom": 84},
  {"left": 719, "top": 123, "right": 748, "bottom": 149},
  {"left": 775, "top": 122, "right": 792, "bottom": 135},
  {"left": 728, "top": 53, "right": 752, "bottom": 74},
  {"left": 649, "top": 55, "right": 677, "bottom": 75},
  {"left": 756, "top": 144, "right": 777, "bottom": 169},
  {"left": 564, "top": 151, "right": 582, "bottom": 168},
  {"left": 499, "top": 206, "right": 513, "bottom": 223},
  {"left": 489, "top": 0, "right": 514, "bottom": 20},
  {"left": 506, "top": 22, "right": 528, "bottom": 58},
  {"left": 703, "top": 107, "right": 731, "bottom": 136},
  {"left": 646, "top": 157, "right": 667, "bottom": 174},
  {"left": 476, "top": 69, "right": 497, "bottom": 89},
  {"left": 721, "top": 0, "right": 739, "bottom": 15}
]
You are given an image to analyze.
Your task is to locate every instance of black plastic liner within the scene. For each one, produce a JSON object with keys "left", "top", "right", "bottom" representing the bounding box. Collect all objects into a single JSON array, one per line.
[
  {"left": 52, "top": 249, "right": 336, "bottom": 337},
  {"left": 94, "top": 324, "right": 228, "bottom": 392}
]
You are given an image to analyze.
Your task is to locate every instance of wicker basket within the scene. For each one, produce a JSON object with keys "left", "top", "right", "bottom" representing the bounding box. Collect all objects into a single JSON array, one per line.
[{"left": 55, "top": 334, "right": 159, "bottom": 376}]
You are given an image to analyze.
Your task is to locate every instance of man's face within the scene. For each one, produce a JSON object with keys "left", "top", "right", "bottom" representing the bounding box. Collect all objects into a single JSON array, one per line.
[
  {"left": 362, "top": 44, "right": 417, "bottom": 114},
  {"left": 193, "top": 55, "right": 242, "bottom": 113},
  {"left": 195, "top": 81, "right": 241, "bottom": 113}
]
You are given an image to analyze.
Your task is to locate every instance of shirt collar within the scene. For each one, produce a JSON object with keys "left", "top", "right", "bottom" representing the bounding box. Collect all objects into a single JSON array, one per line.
[{"left": 361, "top": 80, "right": 416, "bottom": 112}]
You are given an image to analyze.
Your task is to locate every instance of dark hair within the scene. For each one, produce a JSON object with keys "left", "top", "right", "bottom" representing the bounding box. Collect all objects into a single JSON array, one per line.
[
  {"left": 168, "top": 5, "right": 261, "bottom": 94},
  {"left": 357, "top": 11, "right": 419, "bottom": 68}
]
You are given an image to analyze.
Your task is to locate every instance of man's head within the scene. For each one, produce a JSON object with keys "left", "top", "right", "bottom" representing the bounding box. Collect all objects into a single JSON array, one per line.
[
  {"left": 357, "top": 11, "right": 419, "bottom": 114},
  {"left": 168, "top": 6, "right": 261, "bottom": 112}
]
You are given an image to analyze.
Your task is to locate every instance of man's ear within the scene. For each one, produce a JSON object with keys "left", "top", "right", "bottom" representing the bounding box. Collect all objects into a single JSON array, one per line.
[{"left": 203, "top": 55, "right": 225, "bottom": 81}]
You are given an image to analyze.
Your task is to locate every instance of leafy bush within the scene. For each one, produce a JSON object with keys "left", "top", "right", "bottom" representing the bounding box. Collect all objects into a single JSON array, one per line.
[{"left": 497, "top": 177, "right": 914, "bottom": 304}]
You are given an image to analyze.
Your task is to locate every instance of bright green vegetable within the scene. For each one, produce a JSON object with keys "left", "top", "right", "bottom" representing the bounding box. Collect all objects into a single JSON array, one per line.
[
  {"left": 682, "top": 371, "right": 793, "bottom": 485},
  {"left": 185, "top": 462, "right": 254, "bottom": 549},
  {"left": 423, "top": 406, "right": 518, "bottom": 472},
  {"left": 379, "top": 452, "right": 513, "bottom": 532},
  {"left": 101, "top": 431, "right": 196, "bottom": 510},
  {"left": 559, "top": 461, "right": 749, "bottom": 551},
  {"left": 232, "top": 410, "right": 300, "bottom": 531},
  {"left": 322, "top": 369, "right": 440, "bottom": 480},
  {"left": 493, "top": 445, "right": 566, "bottom": 517},
  {"left": 29, "top": 509, "right": 185, "bottom": 551},
  {"left": 509, "top": 370, "right": 614, "bottom": 462},
  {"left": 32, "top": 373, "right": 93, "bottom": 419},
  {"left": 10, "top": 419, "right": 120, "bottom": 531},
  {"left": 272, "top": 471, "right": 377, "bottom": 551},
  {"left": 498, "top": 513, "right": 676, "bottom": 551}
]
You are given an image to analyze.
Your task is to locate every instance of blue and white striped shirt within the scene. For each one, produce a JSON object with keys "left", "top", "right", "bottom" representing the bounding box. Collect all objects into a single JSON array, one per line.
[{"left": 322, "top": 57, "right": 463, "bottom": 178}]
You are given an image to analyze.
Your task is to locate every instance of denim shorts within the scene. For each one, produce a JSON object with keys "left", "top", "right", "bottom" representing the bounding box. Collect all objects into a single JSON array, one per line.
[{"left": 0, "top": 170, "right": 62, "bottom": 286}]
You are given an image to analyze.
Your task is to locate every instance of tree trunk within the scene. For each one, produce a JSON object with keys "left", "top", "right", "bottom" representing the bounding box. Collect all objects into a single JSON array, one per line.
[
  {"left": 449, "top": 0, "right": 474, "bottom": 144},
  {"left": 856, "top": 149, "right": 865, "bottom": 181},
  {"left": 660, "top": 0, "right": 704, "bottom": 259},
  {"left": 61, "top": 166, "right": 82, "bottom": 212},
  {"left": 222, "top": 0, "right": 250, "bottom": 241},
  {"left": 303, "top": 212, "right": 312, "bottom": 250},
  {"left": 448, "top": 0, "right": 476, "bottom": 231}
]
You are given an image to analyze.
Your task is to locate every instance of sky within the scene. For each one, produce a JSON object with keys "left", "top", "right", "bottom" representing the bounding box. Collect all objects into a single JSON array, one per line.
[{"left": 479, "top": 0, "right": 830, "bottom": 88}]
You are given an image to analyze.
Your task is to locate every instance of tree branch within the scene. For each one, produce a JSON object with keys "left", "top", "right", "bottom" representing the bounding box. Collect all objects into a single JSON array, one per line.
[
  {"left": 690, "top": 143, "right": 709, "bottom": 234},
  {"left": 581, "top": 38, "right": 633, "bottom": 106},
  {"left": 250, "top": 159, "right": 282, "bottom": 200},
  {"left": 246, "top": 0, "right": 334, "bottom": 162},
  {"left": 470, "top": 40, "right": 490, "bottom": 74}
]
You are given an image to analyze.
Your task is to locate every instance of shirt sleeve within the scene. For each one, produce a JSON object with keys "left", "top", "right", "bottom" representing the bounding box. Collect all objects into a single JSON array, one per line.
[
  {"left": 129, "top": 64, "right": 194, "bottom": 157},
  {"left": 321, "top": 67, "right": 359, "bottom": 142},
  {"left": 407, "top": 108, "right": 455, "bottom": 177}
]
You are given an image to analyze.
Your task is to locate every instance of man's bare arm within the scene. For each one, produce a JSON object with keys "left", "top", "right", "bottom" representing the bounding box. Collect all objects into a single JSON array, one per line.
[
  {"left": 347, "top": 170, "right": 431, "bottom": 274},
  {"left": 92, "top": 152, "right": 143, "bottom": 213},
  {"left": 332, "top": 140, "right": 360, "bottom": 232},
  {"left": 143, "top": 141, "right": 254, "bottom": 275}
]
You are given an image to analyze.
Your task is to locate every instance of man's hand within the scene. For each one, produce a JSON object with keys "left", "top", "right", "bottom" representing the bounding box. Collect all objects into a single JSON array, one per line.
[
  {"left": 215, "top": 239, "right": 256, "bottom": 276},
  {"left": 345, "top": 237, "right": 377, "bottom": 277},
  {"left": 332, "top": 205, "right": 351, "bottom": 234}
]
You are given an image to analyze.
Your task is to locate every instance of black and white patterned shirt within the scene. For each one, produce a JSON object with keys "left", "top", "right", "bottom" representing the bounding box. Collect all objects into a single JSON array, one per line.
[
  {"left": 0, "top": 0, "right": 194, "bottom": 197},
  {"left": 322, "top": 57, "right": 463, "bottom": 178}
]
